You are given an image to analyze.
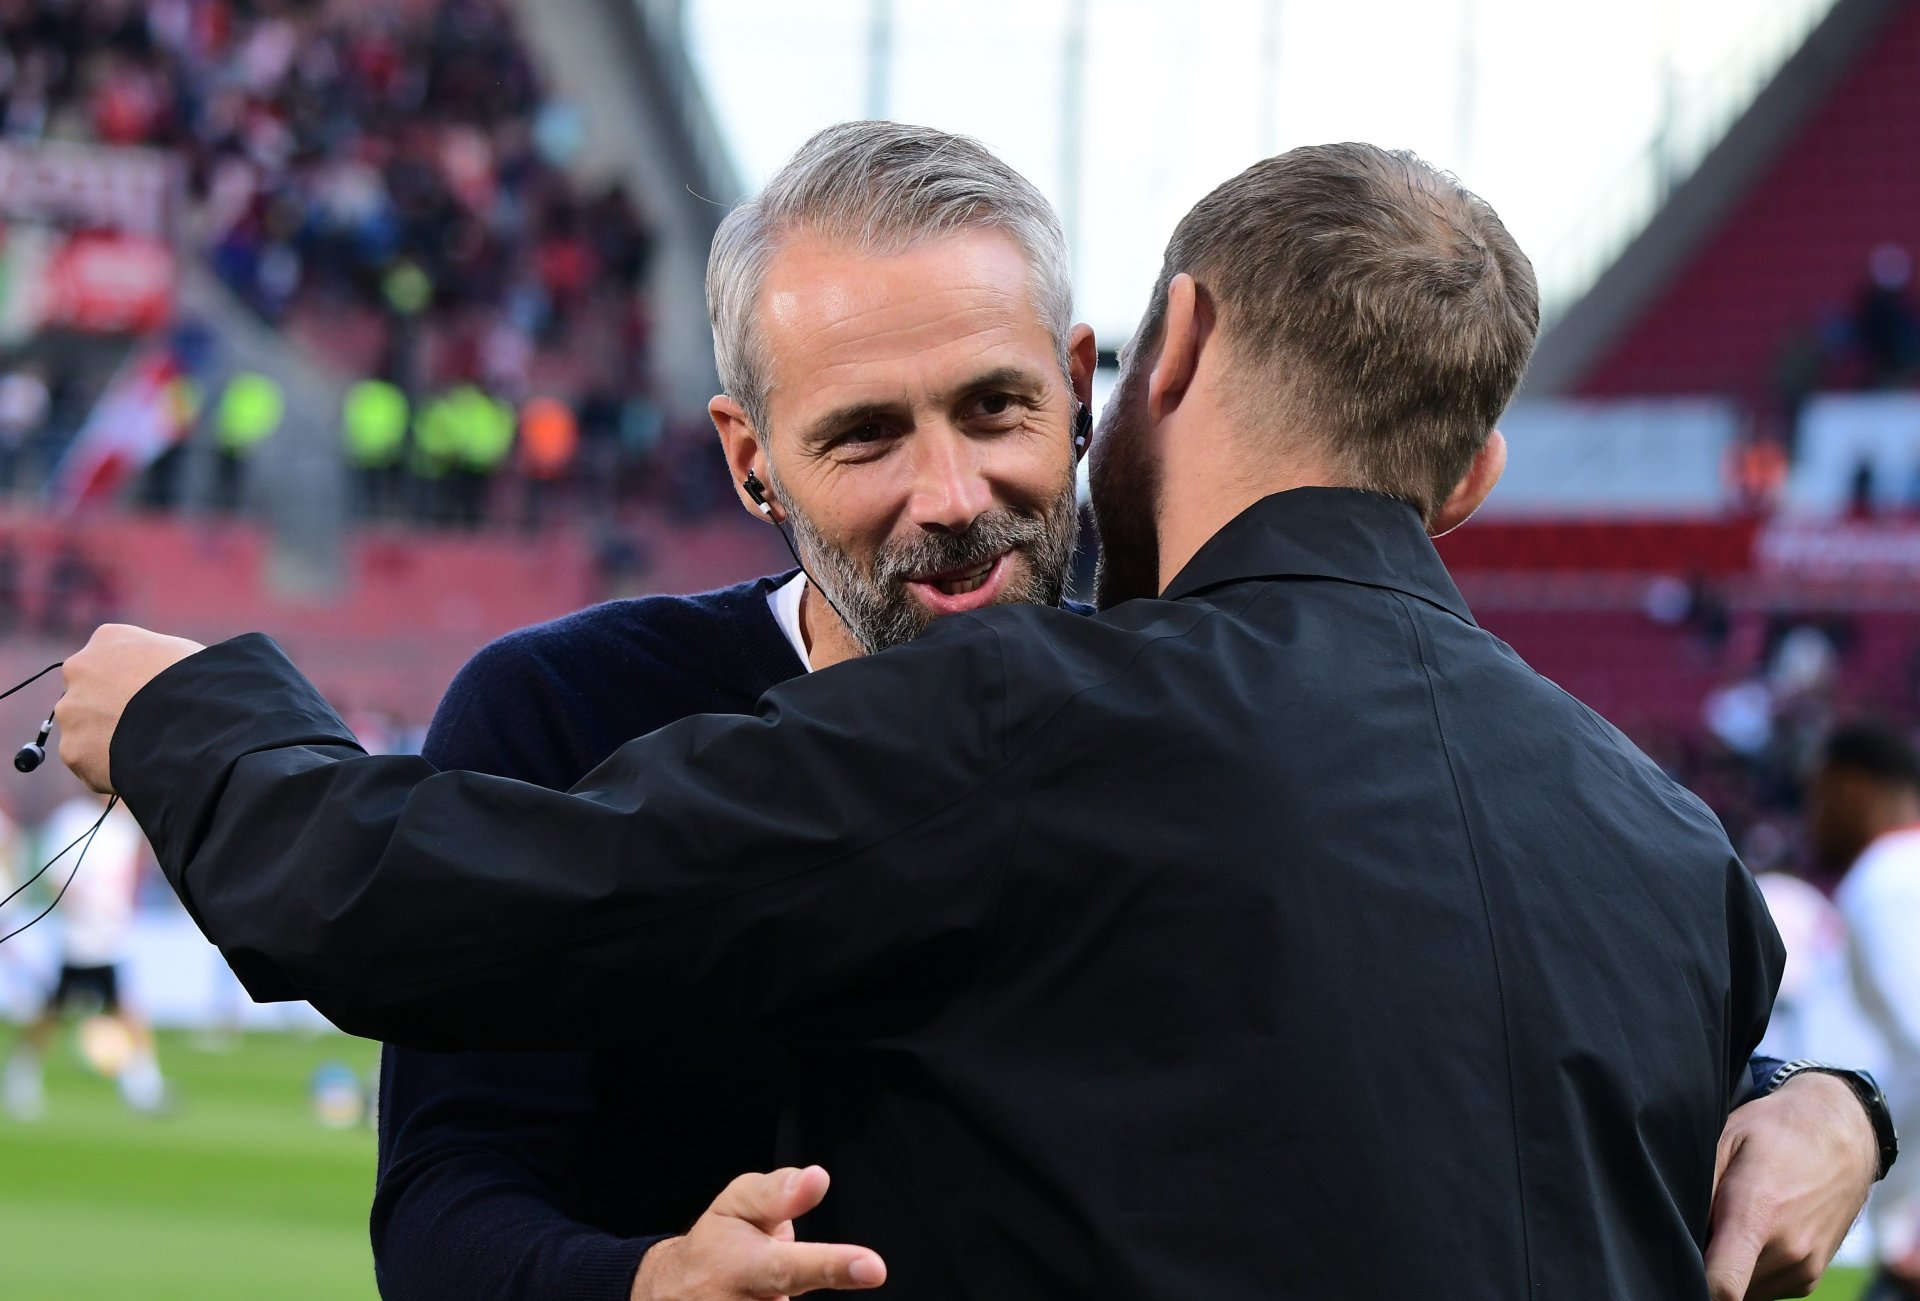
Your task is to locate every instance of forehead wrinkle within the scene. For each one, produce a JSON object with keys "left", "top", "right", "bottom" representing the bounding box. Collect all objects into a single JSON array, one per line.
[
  {"left": 809, "top": 309, "right": 1017, "bottom": 378},
  {"left": 759, "top": 233, "right": 1059, "bottom": 435},
  {"left": 773, "top": 306, "right": 1046, "bottom": 421},
  {"left": 786, "top": 281, "right": 1024, "bottom": 356},
  {"left": 794, "top": 333, "right": 1035, "bottom": 432}
]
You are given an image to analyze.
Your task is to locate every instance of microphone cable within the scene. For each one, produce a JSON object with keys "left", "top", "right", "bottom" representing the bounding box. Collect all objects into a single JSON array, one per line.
[
  {"left": 0, "top": 661, "right": 63, "bottom": 704},
  {"left": 766, "top": 512, "right": 856, "bottom": 635},
  {"left": 0, "top": 659, "right": 119, "bottom": 947},
  {"left": 0, "top": 797, "right": 117, "bottom": 946}
]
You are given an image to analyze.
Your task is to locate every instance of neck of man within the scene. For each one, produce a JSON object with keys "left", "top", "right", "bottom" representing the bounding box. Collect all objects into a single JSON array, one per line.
[
  {"left": 1151, "top": 407, "right": 1350, "bottom": 594},
  {"left": 1863, "top": 790, "right": 1920, "bottom": 853},
  {"left": 799, "top": 580, "right": 867, "bottom": 671}
]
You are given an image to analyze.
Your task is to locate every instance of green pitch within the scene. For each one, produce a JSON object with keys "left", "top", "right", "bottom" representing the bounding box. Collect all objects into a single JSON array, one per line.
[
  {"left": 0, "top": 1028, "right": 382, "bottom": 1300},
  {"left": 1817, "top": 1266, "right": 1874, "bottom": 1300},
  {"left": 0, "top": 1025, "right": 1881, "bottom": 1299}
]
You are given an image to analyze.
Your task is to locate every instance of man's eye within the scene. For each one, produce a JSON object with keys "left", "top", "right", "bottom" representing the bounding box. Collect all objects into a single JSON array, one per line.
[
  {"left": 974, "top": 393, "right": 1021, "bottom": 420},
  {"left": 843, "top": 422, "right": 888, "bottom": 446}
]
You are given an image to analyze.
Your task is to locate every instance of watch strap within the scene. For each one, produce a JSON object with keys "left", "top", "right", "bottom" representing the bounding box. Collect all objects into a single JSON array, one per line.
[{"left": 1764, "top": 1059, "right": 1899, "bottom": 1182}]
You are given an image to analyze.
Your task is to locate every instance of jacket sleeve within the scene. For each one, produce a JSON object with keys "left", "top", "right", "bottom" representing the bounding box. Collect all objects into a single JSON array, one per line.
[
  {"left": 374, "top": 1046, "right": 660, "bottom": 1301},
  {"left": 113, "top": 630, "right": 1020, "bottom": 1050},
  {"left": 373, "top": 640, "right": 660, "bottom": 1301}
]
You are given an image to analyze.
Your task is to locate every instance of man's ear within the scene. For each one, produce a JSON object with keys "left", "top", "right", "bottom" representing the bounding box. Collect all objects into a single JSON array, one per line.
[
  {"left": 711, "top": 394, "right": 781, "bottom": 524},
  {"left": 1147, "top": 274, "right": 1203, "bottom": 423},
  {"left": 1068, "top": 322, "right": 1096, "bottom": 409},
  {"left": 1429, "top": 429, "right": 1507, "bottom": 538}
]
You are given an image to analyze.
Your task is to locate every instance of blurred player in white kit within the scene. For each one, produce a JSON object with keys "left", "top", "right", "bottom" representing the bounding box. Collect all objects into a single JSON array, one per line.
[
  {"left": 0, "top": 792, "right": 26, "bottom": 1018},
  {"left": 1809, "top": 723, "right": 1920, "bottom": 1299},
  {"left": 1754, "top": 870, "right": 1884, "bottom": 1070},
  {"left": 1755, "top": 867, "right": 1889, "bottom": 1273},
  {"left": 3, "top": 792, "right": 168, "bottom": 1119}
]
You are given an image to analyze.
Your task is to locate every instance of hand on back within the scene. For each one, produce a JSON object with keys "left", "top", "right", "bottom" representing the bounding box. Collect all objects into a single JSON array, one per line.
[{"left": 632, "top": 1166, "right": 886, "bottom": 1301}]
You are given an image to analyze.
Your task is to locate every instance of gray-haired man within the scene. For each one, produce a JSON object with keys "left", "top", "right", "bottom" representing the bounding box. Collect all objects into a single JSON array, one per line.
[{"left": 376, "top": 121, "right": 1091, "bottom": 1301}]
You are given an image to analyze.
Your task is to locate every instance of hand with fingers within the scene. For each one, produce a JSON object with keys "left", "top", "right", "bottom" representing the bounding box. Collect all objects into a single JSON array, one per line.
[
  {"left": 632, "top": 1166, "right": 887, "bottom": 1301},
  {"left": 1703, "top": 1073, "right": 1879, "bottom": 1300},
  {"left": 56, "top": 624, "right": 206, "bottom": 794}
]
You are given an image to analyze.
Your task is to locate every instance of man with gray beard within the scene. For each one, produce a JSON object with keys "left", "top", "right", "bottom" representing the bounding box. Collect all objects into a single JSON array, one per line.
[{"left": 368, "top": 124, "right": 1089, "bottom": 1301}]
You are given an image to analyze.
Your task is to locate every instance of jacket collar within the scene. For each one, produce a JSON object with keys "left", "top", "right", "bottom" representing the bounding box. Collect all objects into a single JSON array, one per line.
[{"left": 1160, "top": 487, "right": 1475, "bottom": 626}]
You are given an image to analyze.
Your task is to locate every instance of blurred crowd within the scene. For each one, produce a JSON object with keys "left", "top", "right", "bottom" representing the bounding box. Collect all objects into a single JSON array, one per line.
[
  {"left": 1628, "top": 574, "right": 1916, "bottom": 883},
  {"left": 0, "top": 357, "right": 88, "bottom": 499},
  {"left": 0, "top": 0, "right": 653, "bottom": 344},
  {"left": 1727, "top": 243, "right": 1920, "bottom": 512},
  {"left": 0, "top": 536, "right": 116, "bottom": 636},
  {"left": 0, "top": 349, "right": 721, "bottom": 531},
  {"left": 132, "top": 360, "right": 695, "bottom": 530},
  {"left": 1778, "top": 244, "right": 1920, "bottom": 425},
  {"left": 0, "top": 0, "right": 700, "bottom": 530},
  {"left": 330, "top": 375, "right": 694, "bottom": 530}
]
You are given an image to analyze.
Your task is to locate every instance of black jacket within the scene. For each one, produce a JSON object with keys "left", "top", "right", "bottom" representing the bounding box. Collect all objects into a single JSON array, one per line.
[{"left": 117, "top": 488, "right": 1782, "bottom": 1299}]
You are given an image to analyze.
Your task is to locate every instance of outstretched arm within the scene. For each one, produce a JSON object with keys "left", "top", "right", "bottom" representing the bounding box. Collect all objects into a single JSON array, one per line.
[{"left": 60, "top": 624, "right": 1018, "bottom": 1049}]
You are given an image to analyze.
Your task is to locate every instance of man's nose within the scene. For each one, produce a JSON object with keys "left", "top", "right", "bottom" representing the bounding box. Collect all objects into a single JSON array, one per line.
[{"left": 907, "top": 428, "right": 994, "bottom": 534}]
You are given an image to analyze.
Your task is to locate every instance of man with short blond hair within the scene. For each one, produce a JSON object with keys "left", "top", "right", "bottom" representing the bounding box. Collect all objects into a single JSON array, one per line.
[{"left": 1145, "top": 144, "right": 1531, "bottom": 508}]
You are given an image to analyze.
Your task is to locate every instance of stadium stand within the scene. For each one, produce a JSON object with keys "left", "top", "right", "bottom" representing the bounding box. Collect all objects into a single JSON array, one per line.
[
  {"left": 1433, "top": 0, "right": 1920, "bottom": 888},
  {"left": 1529, "top": 0, "right": 1920, "bottom": 408},
  {"left": 0, "top": 0, "right": 675, "bottom": 520},
  {"left": 2, "top": 0, "right": 750, "bottom": 533},
  {"left": 0, "top": 0, "right": 784, "bottom": 822}
]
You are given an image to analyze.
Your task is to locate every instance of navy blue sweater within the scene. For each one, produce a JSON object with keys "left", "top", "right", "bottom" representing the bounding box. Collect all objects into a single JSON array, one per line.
[{"left": 372, "top": 574, "right": 807, "bottom": 1301}]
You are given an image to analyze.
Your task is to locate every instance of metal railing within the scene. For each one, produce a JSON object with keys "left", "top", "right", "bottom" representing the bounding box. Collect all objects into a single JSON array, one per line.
[
  {"left": 1534, "top": 0, "right": 1841, "bottom": 323},
  {"left": 628, "top": 0, "right": 741, "bottom": 211}
]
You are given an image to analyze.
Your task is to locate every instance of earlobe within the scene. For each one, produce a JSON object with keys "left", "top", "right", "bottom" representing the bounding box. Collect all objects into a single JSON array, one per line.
[
  {"left": 1069, "top": 323, "right": 1097, "bottom": 407},
  {"left": 1429, "top": 429, "right": 1507, "bottom": 537},
  {"left": 711, "top": 395, "right": 782, "bottom": 524}
]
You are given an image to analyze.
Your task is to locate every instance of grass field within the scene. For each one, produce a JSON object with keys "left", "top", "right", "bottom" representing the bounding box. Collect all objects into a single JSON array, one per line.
[
  {"left": 0, "top": 1028, "right": 383, "bottom": 1299},
  {"left": 0, "top": 1026, "right": 1882, "bottom": 1298}
]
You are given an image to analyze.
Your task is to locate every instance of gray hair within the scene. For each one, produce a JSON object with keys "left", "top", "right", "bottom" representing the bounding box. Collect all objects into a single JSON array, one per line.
[{"left": 707, "top": 121, "right": 1074, "bottom": 439}]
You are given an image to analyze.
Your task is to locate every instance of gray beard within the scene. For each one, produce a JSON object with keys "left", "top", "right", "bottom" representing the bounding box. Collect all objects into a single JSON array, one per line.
[{"left": 774, "top": 474, "right": 1080, "bottom": 655}]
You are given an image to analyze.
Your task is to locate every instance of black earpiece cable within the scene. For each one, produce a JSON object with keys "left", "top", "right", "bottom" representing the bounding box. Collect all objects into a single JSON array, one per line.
[
  {"left": 0, "top": 797, "right": 117, "bottom": 947},
  {"left": 0, "top": 658, "right": 120, "bottom": 947},
  {"left": 745, "top": 471, "right": 856, "bottom": 633},
  {"left": 745, "top": 399, "right": 1091, "bottom": 643},
  {"left": 768, "top": 513, "right": 855, "bottom": 634},
  {"left": 0, "top": 662, "right": 62, "bottom": 703}
]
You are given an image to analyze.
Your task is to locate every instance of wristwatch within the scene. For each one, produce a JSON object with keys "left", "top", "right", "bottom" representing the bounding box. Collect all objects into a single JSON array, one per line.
[{"left": 1764, "top": 1059, "right": 1899, "bottom": 1182}]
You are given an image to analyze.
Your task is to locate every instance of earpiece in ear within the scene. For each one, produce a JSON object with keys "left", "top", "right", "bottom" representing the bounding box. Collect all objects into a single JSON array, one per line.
[
  {"left": 743, "top": 469, "right": 856, "bottom": 632},
  {"left": 743, "top": 470, "right": 775, "bottom": 518},
  {"left": 1073, "top": 403, "right": 1093, "bottom": 458}
]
